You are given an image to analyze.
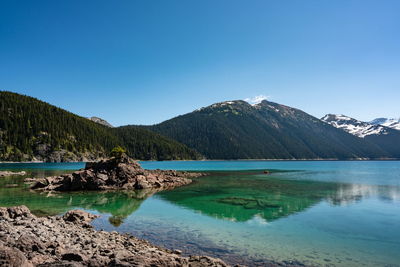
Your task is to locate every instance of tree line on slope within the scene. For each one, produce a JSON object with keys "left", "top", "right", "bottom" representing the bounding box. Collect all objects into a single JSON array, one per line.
[{"left": 0, "top": 91, "right": 200, "bottom": 161}]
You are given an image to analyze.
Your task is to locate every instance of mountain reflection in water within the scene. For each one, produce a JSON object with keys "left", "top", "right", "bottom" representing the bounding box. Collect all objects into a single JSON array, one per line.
[
  {"left": 1, "top": 170, "right": 399, "bottom": 225},
  {"left": 156, "top": 171, "right": 400, "bottom": 223}
]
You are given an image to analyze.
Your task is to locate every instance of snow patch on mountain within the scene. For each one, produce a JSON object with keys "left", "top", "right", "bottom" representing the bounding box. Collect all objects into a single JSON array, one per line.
[
  {"left": 370, "top": 118, "right": 400, "bottom": 131},
  {"left": 209, "top": 101, "right": 238, "bottom": 109},
  {"left": 195, "top": 100, "right": 243, "bottom": 112},
  {"left": 322, "top": 114, "right": 388, "bottom": 138},
  {"left": 266, "top": 104, "right": 279, "bottom": 112}
]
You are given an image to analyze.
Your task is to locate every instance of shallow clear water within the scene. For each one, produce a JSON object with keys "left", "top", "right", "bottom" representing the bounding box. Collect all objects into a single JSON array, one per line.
[{"left": 0, "top": 161, "right": 399, "bottom": 266}]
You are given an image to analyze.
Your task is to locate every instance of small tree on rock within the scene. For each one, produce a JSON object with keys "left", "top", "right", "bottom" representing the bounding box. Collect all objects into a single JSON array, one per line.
[{"left": 110, "top": 146, "right": 126, "bottom": 159}]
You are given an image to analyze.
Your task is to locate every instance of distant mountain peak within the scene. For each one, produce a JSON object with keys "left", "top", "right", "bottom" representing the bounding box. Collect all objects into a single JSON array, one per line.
[
  {"left": 322, "top": 114, "right": 353, "bottom": 121},
  {"left": 88, "top": 117, "right": 113, "bottom": 128},
  {"left": 370, "top": 117, "right": 400, "bottom": 131},
  {"left": 321, "top": 114, "right": 388, "bottom": 138}
]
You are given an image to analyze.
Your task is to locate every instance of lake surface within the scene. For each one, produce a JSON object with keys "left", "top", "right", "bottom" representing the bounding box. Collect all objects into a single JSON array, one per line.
[{"left": 0, "top": 161, "right": 399, "bottom": 266}]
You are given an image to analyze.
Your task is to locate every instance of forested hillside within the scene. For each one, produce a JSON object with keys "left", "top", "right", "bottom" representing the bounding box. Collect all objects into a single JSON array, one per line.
[
  {"left": 113, "top": 126, "right": 201, "bottom": 160},
  {"left": 0, "top": 91, "right": 200, "bottom": 161},
  {"left": 2, "top": 91, "right": 395, "bottom": 161},
  {"left": 147, "top": 100, "right": 390, "bottom": 159}
]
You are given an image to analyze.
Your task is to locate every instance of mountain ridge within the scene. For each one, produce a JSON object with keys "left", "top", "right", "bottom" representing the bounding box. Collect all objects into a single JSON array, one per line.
[
  {"left": 370, "top": 117, "right": 400, "bottom": 131},
  {"left": 1, "top": 91, "right": 399, "bottom": 161},
  {"left": 321, "top": 114, "right": 389, "bottom": 138},
  {"left": 146, "top": 100, "right": 392, "bottom": 160},
  {"left": 322, "top": 114, "right": 400, "bottom": 158}
]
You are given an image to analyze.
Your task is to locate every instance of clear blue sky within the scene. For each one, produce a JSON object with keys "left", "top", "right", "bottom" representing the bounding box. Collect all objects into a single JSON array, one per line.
[{"left": 1, "top": 0, "right": 399, "bottom": 126}]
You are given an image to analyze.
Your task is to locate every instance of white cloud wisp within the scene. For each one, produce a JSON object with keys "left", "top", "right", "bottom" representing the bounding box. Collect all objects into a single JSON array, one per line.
[{"left": 244, "top": 95, "right": 269, "bottom": 105}]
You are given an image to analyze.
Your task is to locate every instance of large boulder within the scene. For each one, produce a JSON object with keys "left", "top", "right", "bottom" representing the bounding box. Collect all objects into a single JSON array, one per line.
[
  {"left": 63, "top": 210, "right": 99, "bottom": 224},
  {"left": 0, "top": 205, "right": 33, "bottom": 220},
  {"left": 0, "top": 242, "right": 33, "bottom": 267}
]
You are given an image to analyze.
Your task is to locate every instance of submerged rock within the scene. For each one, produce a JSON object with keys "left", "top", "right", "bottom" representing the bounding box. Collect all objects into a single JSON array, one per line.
[
  {"left": 0, "top": 206, "right": 229, "bottom": 267},
  {"left": 0, "top": 170, "right": 27, "bottom": 177},
  {"left": 31, "top": 154, "right": 204, "bottom": 192},
  {"left": 63, "top": 210, "right": 99, "bottom": 224}
]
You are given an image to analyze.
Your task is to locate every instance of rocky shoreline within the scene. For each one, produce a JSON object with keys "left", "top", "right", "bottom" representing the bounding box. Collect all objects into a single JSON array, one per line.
[
  {"left": 0, "top": 156, "right": 232, "bottom": 266},
  {"left": 30, "top": 154, "right": 204, "bottom": 192},
  {"left": 0, "top": 206, "right": 229, "bottom": 267}
]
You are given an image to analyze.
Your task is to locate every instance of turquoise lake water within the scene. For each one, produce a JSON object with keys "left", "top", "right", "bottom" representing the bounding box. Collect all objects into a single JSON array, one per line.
[{"left": 0, "top": 161, "right": 399, "bottom": 266}]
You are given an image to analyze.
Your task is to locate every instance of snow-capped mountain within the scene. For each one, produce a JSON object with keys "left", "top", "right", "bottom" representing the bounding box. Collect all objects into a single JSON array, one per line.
[
  {"left": 370, "top": 118, "right": 400, "bottom": 131},
  {"left": 322, "top": 114, "right": 400, "bottom": 158},
  {"left": 321, "top": 114, "right": 388, "bottom": 138}
]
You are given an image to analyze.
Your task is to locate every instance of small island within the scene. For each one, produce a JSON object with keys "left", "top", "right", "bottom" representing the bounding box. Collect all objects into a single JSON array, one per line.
[{"left": 30, "top": 148, "right": 204, "bottom": 192}]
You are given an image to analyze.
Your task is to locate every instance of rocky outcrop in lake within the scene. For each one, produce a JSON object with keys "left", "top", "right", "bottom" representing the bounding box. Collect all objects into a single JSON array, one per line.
[
  {"left": 0, "top": 206, "right": 229, "bottom": 267},
  {"left": 31, "top": 154, "right": 204, "bottom": 191}
]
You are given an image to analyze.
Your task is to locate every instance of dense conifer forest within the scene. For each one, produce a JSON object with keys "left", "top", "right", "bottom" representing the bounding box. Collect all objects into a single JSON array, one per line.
[
  {"left": 1, "top": 91, "right": 396, "bottom": 162},
  {"left": 0, "top": 91, "right": 200, "bottom": 161}
]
